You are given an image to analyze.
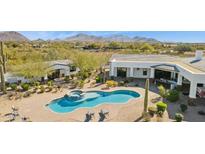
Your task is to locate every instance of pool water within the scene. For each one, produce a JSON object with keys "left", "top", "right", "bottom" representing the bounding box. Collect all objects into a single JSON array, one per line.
[{"left": 48, "top": 90, "right": 140, "bottom": 113}]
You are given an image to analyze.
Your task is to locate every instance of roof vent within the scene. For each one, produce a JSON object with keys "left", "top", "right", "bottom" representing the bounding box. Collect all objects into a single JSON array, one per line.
[{"left": 195, "top": 50, "right": 203, "bottom": 61}]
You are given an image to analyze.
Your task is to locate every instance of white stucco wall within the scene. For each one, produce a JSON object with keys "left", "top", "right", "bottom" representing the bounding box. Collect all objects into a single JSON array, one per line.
[
  {"left": 133, "top": 68, "right": 150, "bottom": 78},
  {"left": 110, "top": 60, "right": 205, "bottom": 98}
]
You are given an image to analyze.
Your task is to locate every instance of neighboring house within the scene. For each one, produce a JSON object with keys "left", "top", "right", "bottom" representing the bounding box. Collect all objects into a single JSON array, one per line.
[
  {"left": 3, "top": 60, "right": 79, "bottom": 84},
  {"left": 109, "top": 50, "right": 205, "bottom": 99}
]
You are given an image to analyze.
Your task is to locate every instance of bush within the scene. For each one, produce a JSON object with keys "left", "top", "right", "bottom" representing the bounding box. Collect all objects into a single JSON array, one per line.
[
  {"left": 38, "top": 85, "right": 45, "bottom": 93},
  {"left": 96, "top": 76, "right": 101, "bottom": 83},
  {"left": 156, "top": 101, "right": 167, "bottom": 112},
  {"left": 21, "top": 83, "right": 30, "bottom": 91},
  {"left": 118, "top": 81, "right": 125, "bottom": 86},
  {"left": 70, "top": 74, "right": 75, "bottom": 79},
  {"left": 79, "top": 80, "right": 85, "bottom": 88},
  {"left": 47, "top": 81, "right": 53, "bottom": 87},
  {"left": 148, "top": 106, "right": 157, "bottom": 116},
  {"left": 10, "top": 83, "right": 17, "bottom": 90},
  {"left": 158, "top": 85, "right": 167, "bottom": 98},
  {"left": 180, "top": 104, "right": 188, "bottom": 112},
  {"left": 64, "top": 76, "right": 70, "bottom": 83},
  {"left": 167, "top": 90, "right": 179, "bottom": 102},
  {"left": 35, "top": 81, "right": 40, "bottom": 87},
  {"left": 175, "top": 113, "right": 184, "bottom": 122},
  {"left": 106, "top": 80, "right": 118, "bottom": 88},
  {"left": 157, "top": 111, "right": 164, "bottom": 117}
]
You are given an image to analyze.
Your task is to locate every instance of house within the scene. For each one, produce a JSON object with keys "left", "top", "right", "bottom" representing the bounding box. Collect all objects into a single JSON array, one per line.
[
  {"left": 109, "top": 50, "right": 205, "bottom": 99},
  {"left": 3, "top": 60, "right": 79, "bottom": 84}
]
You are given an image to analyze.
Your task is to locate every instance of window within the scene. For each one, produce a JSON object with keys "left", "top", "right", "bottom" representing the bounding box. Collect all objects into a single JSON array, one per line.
[{"left": 143, "top": 69, "right": 147, "bottom": 76}]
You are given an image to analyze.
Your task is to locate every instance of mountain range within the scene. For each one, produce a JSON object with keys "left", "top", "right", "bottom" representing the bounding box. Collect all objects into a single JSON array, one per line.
[
  {"left": 0, "top": 31, "right": 29, "bottom": 42},
  {"left": 0, "top": 31, "right": 159, "bottom": 43},
  {"left": 64, "top": 33, "right": 159, "bottom": 43}
]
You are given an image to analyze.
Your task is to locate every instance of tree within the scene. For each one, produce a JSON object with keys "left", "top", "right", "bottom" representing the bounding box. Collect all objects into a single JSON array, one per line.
[
  {"left": 143, "top": 79, "right": 149, "bottom": 116},
  {"left": 140, "top": 43, "right": 154, "bottom": 52},
  {"left": 108, "top": 42, "right": 121, "bottom": 49},
  {"left": 174, "top": 44, "right": 195, "bottom": 52},
  {"left": 70, "top": 51, "right": 110, "bottom": 80},
  {"left": 11, "top": 62, "right": 49, "bottom": 81},
  {"left": 0, "top": 42, "right": 7, "bottom": 94}
]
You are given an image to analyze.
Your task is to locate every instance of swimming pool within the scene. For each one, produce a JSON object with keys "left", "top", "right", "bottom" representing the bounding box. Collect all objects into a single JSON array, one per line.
[{"left": 48, "top": 90, "right": 140, "bottom": 113}]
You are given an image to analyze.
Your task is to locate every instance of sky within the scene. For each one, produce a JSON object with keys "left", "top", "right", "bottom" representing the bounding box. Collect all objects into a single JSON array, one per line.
[{"left": 19, "top": 31, "right": 205, "bottom": 43}]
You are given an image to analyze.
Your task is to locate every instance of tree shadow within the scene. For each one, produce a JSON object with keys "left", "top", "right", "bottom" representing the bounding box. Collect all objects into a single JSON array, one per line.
[{"left": 134, "top": 116, "right": 143, "bottom": 122}]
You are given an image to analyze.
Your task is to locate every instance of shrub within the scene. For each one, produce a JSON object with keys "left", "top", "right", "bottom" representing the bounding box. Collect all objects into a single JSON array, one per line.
[
  {"left": 21, "top": 83, "right": 30, "bottom": 91},
  {"left": 157, "top": 111, "right": 164, "bottom": 117},
  {"left": 79, "top": 80, "right": 85, "bottom": 88},
  {"left": 35, "top": 81, "right": 40, "bottom": 87},
  {"left": 158, "top": 85, "right": 167, "bottom": 98},
  {"left": 112, "top": 81, "right": 118, "bottom": 87},
  {"left": 118, "top": 81, "right": 125, "bottom": 86},
  {"left": 95, "top": 76, "right": 101, "bottom": 83},
  {"left": 39, "top": 85, "right": 45, "bottom": 93},
  {"left": 180, "top": 104, "right": 188, "bottom": 112},
  {"left": 10, "top": 83, "right": 17, "bottom": 90},
  {"left": 47, "top": 81, "right": 53, "bottom": 87},
  {"left": 156, "top": 101, "right": 167, "bottom": 112},
  {"left": 106, "top": 80, "right": 118, "bottom": 88},
  {"left": 70, "top": 74, "right": 75, "bottom": 79},
  {"left": 175, "top": 113, "right": 184, "bottom": 122},
  {"left": 64, "top": 76, "right": 70, "bottom": 83},
  {"left": 148, "top": 106, "right": 157, "bottom": 116},
  {"left": 167, "top": 90, "right": 179, "bottom": 102}
]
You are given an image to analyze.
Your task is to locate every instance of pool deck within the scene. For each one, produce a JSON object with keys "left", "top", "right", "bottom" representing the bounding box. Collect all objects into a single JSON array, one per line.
[{"left": 0, "top": 85, "right": 167, "bottom": 122}]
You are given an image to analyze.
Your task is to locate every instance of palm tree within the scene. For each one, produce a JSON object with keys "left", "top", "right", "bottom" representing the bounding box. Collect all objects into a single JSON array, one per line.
[
  {"left": 142, "top": 79, "right": 149, "bottom": 116},
  {"left": 0, "top": 42, "right": 6, "bottom": 94}
]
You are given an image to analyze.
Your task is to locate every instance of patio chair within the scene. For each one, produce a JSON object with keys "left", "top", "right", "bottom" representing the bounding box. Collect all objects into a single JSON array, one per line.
[
  {"left": 21, "top": 116, "right": 31, "bottom": 122},
  {"left": 98, "top": 109, "right": 109, "bottom": 122},
  {"left": 84, "top": 111, "right": 95, "bottom": 122},
  {"left": 5, "top": 114, "right": 15, "bottom": 122}
]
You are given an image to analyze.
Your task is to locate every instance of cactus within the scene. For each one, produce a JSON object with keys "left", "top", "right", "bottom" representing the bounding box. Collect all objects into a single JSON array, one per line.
[
  {"left": 143, "top": 79, "right": 149, "bottom": 116},
  {"left": 0, "top": 42, "right": 6, "bottom": 94}
]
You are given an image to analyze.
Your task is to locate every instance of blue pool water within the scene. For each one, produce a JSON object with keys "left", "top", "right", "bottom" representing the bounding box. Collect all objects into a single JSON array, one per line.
[{"left": 48, "top": 90, "right": 140, "bottom": 113}]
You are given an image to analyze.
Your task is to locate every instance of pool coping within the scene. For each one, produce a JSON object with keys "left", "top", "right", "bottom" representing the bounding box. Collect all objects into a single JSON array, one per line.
[{"left": 46, "top": 89, "right": 143, "bottom": 114}]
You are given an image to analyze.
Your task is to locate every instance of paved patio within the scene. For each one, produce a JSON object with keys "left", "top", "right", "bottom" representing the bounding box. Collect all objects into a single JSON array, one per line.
[{"left": 0, "top": 85, "right": 163, "bottom": 122}]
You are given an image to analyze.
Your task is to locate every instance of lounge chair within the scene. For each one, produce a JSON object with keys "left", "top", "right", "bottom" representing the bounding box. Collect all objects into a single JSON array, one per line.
[
  {"left": 84, "top": 111, "right": 95, "bottom": 122},
  {"left": 4, "top": 114, "right": 15, "bottom": 122},
  {"left": 98, "top": 109, "right": 109, "bottom": 122}
]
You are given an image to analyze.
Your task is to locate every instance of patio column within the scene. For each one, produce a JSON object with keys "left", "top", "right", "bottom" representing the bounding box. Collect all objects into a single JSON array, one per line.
[
  {"left": 110, "top": 65, "right": 115, "bottom": 76},
  {"left": 150, "top": 68, "right": 155, "bottom": 78},
  {"left": 189, "top": 81, "right": 197, "bottom": 98},
  {"left": 171, "top": 72, "right": 174, "bottom": 79},
  {"left": 177, "top": 74, "right": 182, "bottom": 85},
  {"left": 114, "top": 67, "right": 117, "bottom": 77},
  {"left": 130, "top": 67, "right": 133, "bottom": 77}
]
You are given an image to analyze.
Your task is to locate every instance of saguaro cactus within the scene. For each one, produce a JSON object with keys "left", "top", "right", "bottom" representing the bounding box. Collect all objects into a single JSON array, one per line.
[
  {"left": 0, "top": 42, "right": 6, "bottom": 94},
  {"left": 143, "top": 79, "right": 149, "bottom": 115}
]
